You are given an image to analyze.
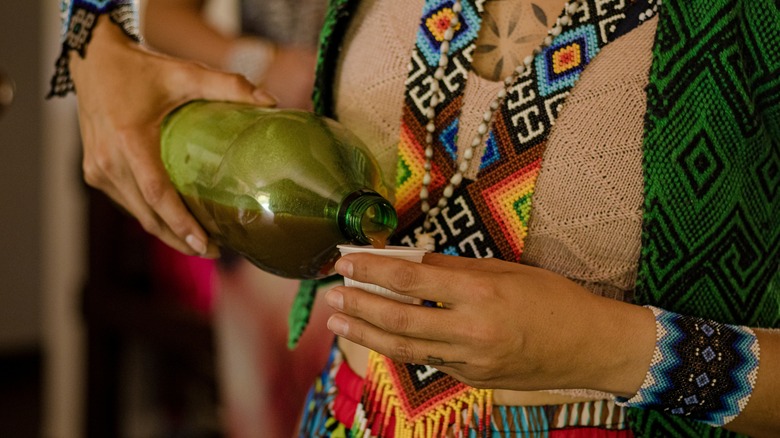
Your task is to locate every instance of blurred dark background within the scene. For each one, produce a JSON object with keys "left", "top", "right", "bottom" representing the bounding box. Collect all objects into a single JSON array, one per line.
[
  {"left": 0, "top": 1, "right": 231, "bottom": 436},
  {"left": 1, "top": 0, "right": 47, "bottom": 436}
]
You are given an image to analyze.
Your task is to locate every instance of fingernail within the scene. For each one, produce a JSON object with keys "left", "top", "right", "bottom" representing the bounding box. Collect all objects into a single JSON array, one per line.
[
  {"left": 326, "top": 290, "right": 344, "bottom": 310},
  {"left": 327, "top": 315, "right": 349, "bottom": 336},
  {"left": 253, "top": 88, "right": 277, "bottom": 106},
  {"left": 335, "top": 259, "right": 354, "bottom": 278},
  {"left": 203, "top": 244, "right": 221, "bottom": 259},
  {"left": 186, "top": 234, "right": 207, "bottom": 255}
]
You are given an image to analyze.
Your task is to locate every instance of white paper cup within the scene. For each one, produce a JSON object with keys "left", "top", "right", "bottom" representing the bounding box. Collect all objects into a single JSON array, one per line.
[{"left": 337, "top": 244, "right": 427, "bottom": 304}]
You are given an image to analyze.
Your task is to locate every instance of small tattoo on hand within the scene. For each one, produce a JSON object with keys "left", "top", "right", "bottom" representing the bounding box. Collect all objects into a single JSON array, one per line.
[{"left": 426, "top": 356, "right": 466, "bottom": 366}]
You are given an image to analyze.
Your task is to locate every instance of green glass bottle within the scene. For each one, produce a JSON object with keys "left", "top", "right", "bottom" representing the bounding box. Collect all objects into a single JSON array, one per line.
[{"left": 161, "top": 100, "right": 397, "bottom": 279}]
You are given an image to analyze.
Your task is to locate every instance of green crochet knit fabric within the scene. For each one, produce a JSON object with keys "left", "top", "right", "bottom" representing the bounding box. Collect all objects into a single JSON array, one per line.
[
  {"left": 289, "top": 0, "right": 359, "bottom": 349},
  {"left": 631, "top": 0, "right": 780, "bottom": 436},
  {"left": 312, "top": 0, "right": 358, "bottom": 117}
]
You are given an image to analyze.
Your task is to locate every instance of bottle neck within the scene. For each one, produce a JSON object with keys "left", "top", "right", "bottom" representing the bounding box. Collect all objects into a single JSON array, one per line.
[{"left": 339, "top": 190, "right": 398, "bottom": 247}]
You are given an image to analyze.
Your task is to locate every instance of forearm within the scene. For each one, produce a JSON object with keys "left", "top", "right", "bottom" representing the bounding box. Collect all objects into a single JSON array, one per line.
[
  {"left": 584, "top": 297, "right": 779, "bottom": 437},
  {"left": 544, "top": 283, "right": 780, "bottom": 436},
  {"left": 326, "top": 236, "right": 779, "bottom": 435},
  {"left": 143, "top": 0, "right": 234, "bottom": 69},
  {"left": 574, "top": 295, "right": 656, "bottom": 397},
  {"left": 69, "top": 14, "right": 140, "bottom": 92}
]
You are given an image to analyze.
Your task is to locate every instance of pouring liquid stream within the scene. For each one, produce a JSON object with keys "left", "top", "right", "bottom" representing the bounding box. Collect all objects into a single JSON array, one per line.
[{"left": 361, "top": 207, "right": 392, "bottom": 249}]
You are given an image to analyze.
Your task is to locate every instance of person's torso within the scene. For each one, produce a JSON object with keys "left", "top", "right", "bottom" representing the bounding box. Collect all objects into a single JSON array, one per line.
[{"left": 331, "top": 0, "right": 658, "bottom": 406}]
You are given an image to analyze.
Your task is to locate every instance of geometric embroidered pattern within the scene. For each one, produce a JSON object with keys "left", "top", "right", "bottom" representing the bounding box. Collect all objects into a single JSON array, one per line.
[
  {"left": 371, "top": 0, "right": 643, "bottom": 436},
  {"left": 303, "top": 0, "right": 780, "bottom": 437},
  {"left": 478, "top": 131, "right": 500, "bottom": 169},
  {"left": 49, "top": 0, "right": 140, "bottom": 97},
  {"left": 479, "top": 159, "right": 541, "bottom": 260},
  {"left": 299, "top": 344, "right": 633, "bottom": 437},
  {"left": 393, "top": 0, "right": 637, "bottom": 260},
  {"left": 416, "top": 0, "right": 480, "bottom": 68},
  {"left": 629, "top": 0, "right": 780, "bottom": 436},
  {"left": 616, "top": 307, "right": 760, "bottom": 427},
  {"left": 535, "top": 24, "right": 598, "bottom": 97}
]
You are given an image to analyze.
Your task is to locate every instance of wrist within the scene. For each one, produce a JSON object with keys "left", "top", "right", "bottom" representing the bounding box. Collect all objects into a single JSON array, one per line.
[
  {"left": 615, "top": 307, "right": 761, "bottom": 427},
  {"left": 572, "top": 297, "right": 657, "bottom": 396},
  {"left": 70, "top": 15, "right": 130, "bottom": 76},
  {"left": 50, "top": 0, "right": 141, "bottom": 97}
]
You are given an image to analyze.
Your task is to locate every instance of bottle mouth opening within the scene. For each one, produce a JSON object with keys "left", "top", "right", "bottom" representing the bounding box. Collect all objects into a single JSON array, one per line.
[{"left": 339, "top": 190, "right": 398, "bottom": 247}]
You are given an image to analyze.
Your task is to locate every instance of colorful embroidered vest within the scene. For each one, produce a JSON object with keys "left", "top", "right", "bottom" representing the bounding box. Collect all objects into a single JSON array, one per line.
[{"left": 306, "top": 0, "right": 780, "bottom": 436}]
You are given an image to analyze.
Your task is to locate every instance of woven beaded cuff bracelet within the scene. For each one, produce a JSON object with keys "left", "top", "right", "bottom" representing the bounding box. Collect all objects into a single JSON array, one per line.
[
  {"left": 49, "top": 0, "right": 141, "bottom": 97},
  {"left": 616, "top": 306, "right": 760, "bottom": 426}
]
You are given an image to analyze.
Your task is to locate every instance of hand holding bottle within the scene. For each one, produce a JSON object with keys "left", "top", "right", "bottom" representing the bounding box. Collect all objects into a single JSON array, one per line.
[
  {"left": 69, "top": 15, "right": 276, "bottom": 257},
  {"left": 161, "top": 101, "right": 397, "bottom": 279}
]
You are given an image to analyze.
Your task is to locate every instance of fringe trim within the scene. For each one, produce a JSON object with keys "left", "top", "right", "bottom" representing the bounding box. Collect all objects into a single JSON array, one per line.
[{"left": 354, "top": 350, "right": 493, "bottom": 438}]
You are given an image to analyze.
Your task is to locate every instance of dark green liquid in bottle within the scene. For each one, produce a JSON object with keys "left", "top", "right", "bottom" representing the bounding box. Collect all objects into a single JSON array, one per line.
[{"left": 161, "top": 101, "right": 397, "bottom": 279}]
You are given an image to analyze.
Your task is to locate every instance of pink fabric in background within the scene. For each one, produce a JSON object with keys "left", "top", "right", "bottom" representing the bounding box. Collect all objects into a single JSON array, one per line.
[
  {"left": 147, "top": 235, "right": 333, "bottom": 437},
  {"left": 149, "top": 237, "right": 216, "bottom": 315}
]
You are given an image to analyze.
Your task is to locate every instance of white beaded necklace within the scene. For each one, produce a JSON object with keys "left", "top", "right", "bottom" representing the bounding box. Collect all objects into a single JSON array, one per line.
[{"left": 415, "top": 0, "right": 583, "bottom": 251}]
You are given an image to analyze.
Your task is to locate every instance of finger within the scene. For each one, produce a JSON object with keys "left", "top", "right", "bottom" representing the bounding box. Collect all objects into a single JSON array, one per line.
[
  {"left": 81, "top": 123, "right": 138, "bottom": 215},
  {"left": 335, "top": 254, "right": 481, "bottom": 304},
  {"left": 111, "top": 177, "right": 220, "bottom": 259},
  {"left": 111, "top": 170, "right": 205, "bottom": 256},
  {"left": 83, "top": 121, "right": 211, "bottom": 257},
  {"left": 117, "top": 128, "right": 212, "bottom": 256},
  {"left": 422, "top": 252, "right": 515, "bottom": 273},
  {"left": 324, "top": 286, "right": 461, "bottom": 342},
  {"left": 326, "top": 313, "right": 465, "bottom": 371},
  {"left": 178, "top": 63, "right": 277, "bottom": 107}
]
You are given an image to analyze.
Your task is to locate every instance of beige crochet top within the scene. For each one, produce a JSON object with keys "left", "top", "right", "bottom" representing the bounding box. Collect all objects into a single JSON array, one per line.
[
  {"left": 332, "top": 0, "right": 657, "bottom": 402},
  {"left": 334, "top": 0, "right": 657, "bottom": 301}
]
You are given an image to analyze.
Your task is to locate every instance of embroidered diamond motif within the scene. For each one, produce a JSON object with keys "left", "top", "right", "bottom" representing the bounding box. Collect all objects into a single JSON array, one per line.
[
  {"left": 696, "top": 373, "right": 710, "bottom": 387},
  {"left": 439, "top": 119, "right": 459, "bottom": 161},
  {"left": 442, "top": 246, "right": 459, "bottom": 255},
  {"left": 758, "top": 145, "right": 779, "bottom": 201},
  {"left": 395, "top": 121, "right": 447, "bottom": 216},
  {"left": 381, "top": 359, "right": 469, "bottom": 419},
  {"left": 677, "top": 130, "right": 725, "bottom": 200},
  {"left": 512, "top": 193, "right": 533, "bottom": 228},
  {"left": 551, "top": 43, "right": 582, "bottom": 74},
  {"left": 479, "top": 131, "right": 500, "bottom": 170},
  {"left": 536, "top": 24, "right": 599, "bottom": 96},
  {"left": 702, "top": 346, "right": 716, "bottom": 362},
  {"left": 425, "top": 8, "right": 461, "bottom": 42},
  {"left": 481, "top": 160, "right": 542, "bottom": 259},
  {"left": 418, "top": 0, "right": 480, "bottom": 66},
  {"left": 397, "top": 156, "right": 412, "bottom": 187},
  {"left": 684, "top": 395, "right": 699, "bottom": 405},
  {"left": 671, "top": 407, "right": 685, "bottom": 415},
  {"left": 701, "top": 324, "right": 715, "bottom": 336}
]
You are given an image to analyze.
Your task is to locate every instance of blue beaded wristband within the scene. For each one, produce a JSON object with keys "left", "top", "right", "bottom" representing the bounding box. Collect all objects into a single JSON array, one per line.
[
  {"left": 616, "top": 306, "right": 760, "bottom": 426},
  {"left": 49, "top": 0, "right": 140, "bottom": 97}
]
